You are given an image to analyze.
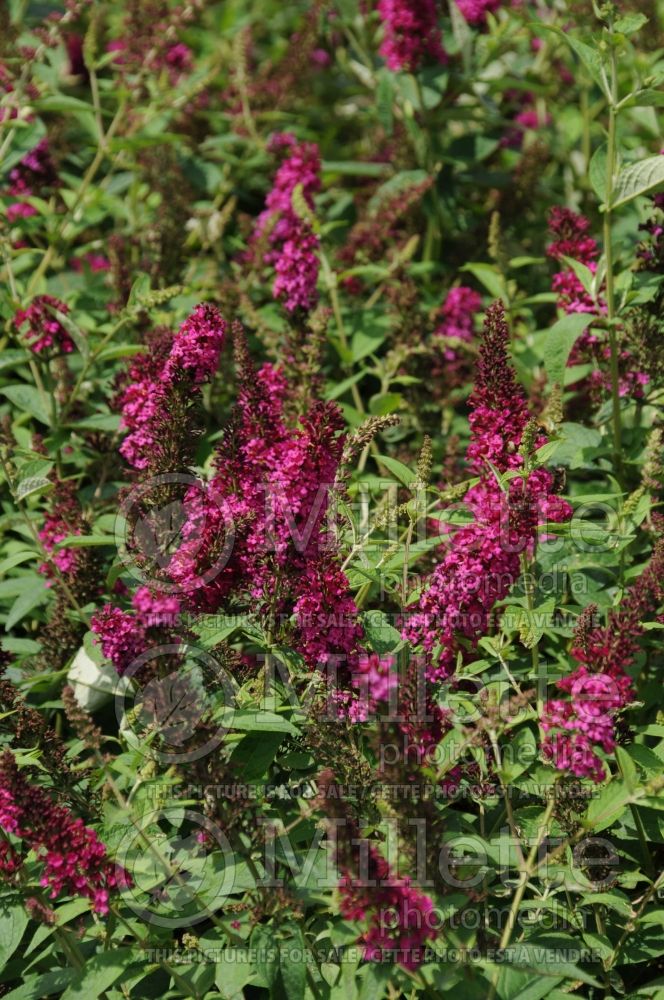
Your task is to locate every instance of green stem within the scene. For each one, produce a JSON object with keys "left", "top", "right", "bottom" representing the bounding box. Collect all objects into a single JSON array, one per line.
[
  {"left": 602, "top": 36, "right": 623, "bottom": 480},
  {"left": 615, "top": 754, "right": 655, "bottom": 879},
  {"left": 26, "top": 102, "right": 125, "bottom": 296},
  {"left": 60, "top": 315, "right": 131, "bottom": 423},
  {"left": 607, "top": 872, "right": 664, "bottom": 970},
  {"left": 486, "top": 797, "right": 556, "bottom": 1000},
  {"left": 521, "top": 536, "right": 544, "bottom": 729}
]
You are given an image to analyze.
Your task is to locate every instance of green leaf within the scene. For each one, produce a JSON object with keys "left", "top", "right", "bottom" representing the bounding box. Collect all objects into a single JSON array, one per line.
[
  {"left": 543, "top": 314, "right": 590, "bottom": 387},
  {"left": 0, "top": 350, "right": 30, "bottom": 373},
  {"left": 625, "top": 743, "right": 663, "bottom": 775},
  {"left": 230, "top": 731, "right": 285, "bottom": 781},
  {"left": 96, "top": 344, "right": 146, "bottom": 362},
  {"left": 497, "top": 970, "right": 565, "bottom": 1000},
  {"left": 501, "top": 726, "right": 538, "bottom": 781},
  {"left": 578, "top": 892, "right": 634, "bottom": 919},
  {"left": 15, "top": 475, "right": 52, "bottom": 501},
  {"left": 53, "top": 311, "right": 89, "bottom": 361},
  {"left": 515, "top": 598, "right": 555, "bottom": 649},
  {"left": 250, "top": 926, "right": 278, "bottom": 989},
  {"left": 69, "top": 413, "right": 121, "bottom": 432},
  {"left": 5, "top": 584, "right": 49, "bottom": 631},
  {"left": 493, "top": 938, "right": 601, "bottom": 988},
  {"left": 213, "top": 950, "right": 254, "bottom": 998},
  {"left": 0, "top": 900, "right": 28, "bottom": 970},
  {"left": 589, "top": 143, "right": 608, "bottom": 203},
  {"left": 361, "top": 610, "right": 403, "bottom": 653},
  {"left": 126, "top": 273, "right": 151, "bottom": 307},
  {"left": 61, "top": 948, "right": 137, "bottom": 999},
  {"left": 0, "top": 385, "right": 50, "bottom": 425},
  {"left": 374, "top": 454, "right": 416, "bottom": 487},
  {"left": 280, "top": 925, "right": 307, "bottom": 1000},
  {"left": 222, "top": 710, "right": 298, "bottom": 735},
  {"left": 539, "top": 26, "right": 608, "bottom": 97},
  {"left": 351, "top": 326, "right": 387, "bottom": 362},
  {"left": 613, "top": 12, "right": 648, "bottom": 34},
  {"left": 375, "top": 72, "right": 394, "bottom": 134},
  {"left": 621, "top": 88, "right": 664, "bottom": 108},
  {"left": 54, "top": 534, "right": 114, "bottom": 548},
  {"left": 560, "top": 255, "right": 596, "bottom": 295},
  {"left": 321, "top": 160, "right": 390, "bottom": 177},
  {"left": 460, "top": 262, "right": 505, "bottom": 298},
  {"left": 23, "top": 899, "right": 91, "bottom": 958},
  {"left": 0, "top": 551, "right": 36, "bottom": 575},
  {"left": 616, "top": 746, "right": 638, "bottom": 791},
  {"left": 2, "top": 969, "right": 74, "bottom": 1000},
  {"left": 368, "top": 392, "right": 403, "bottom": 416},
  {"left": 611, "top": 155, "right": 664, "bottom": 209},
  {"left": 34, "top": 95, "right": 95, "bottom": 114},
  {"left": 584, "top": 780, "right": 630, "bottom": 832},
  {"left": 325, "top": 372, "right": 365, "bottom": 401}
]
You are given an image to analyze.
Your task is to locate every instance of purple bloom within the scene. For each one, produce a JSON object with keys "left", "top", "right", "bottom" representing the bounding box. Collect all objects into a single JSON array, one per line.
[
  {"left": 377, "top": 0, "right": 446, "bottom": 72},
  {"left": 14, "top": 295, "right": 73, "bottom": 354}
]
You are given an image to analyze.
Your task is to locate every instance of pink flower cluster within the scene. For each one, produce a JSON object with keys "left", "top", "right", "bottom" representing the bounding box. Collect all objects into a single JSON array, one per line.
[
  {"left": 167, "top": 339, "right": 361, "bottom": 670},
  {"left": 542, "top": 544, "right": 664, "bottom": 782},
  {"left": 104, "top": 323, "right": 365, "bottom": 682},
  {"left": 541, "top": 668, "right": 632, "bottom": 782},
  {"left": 404, "top": 301, "right": 571, "bottom": 679},
  {"left": 292, "top": 556, "right": 364, "bottom": 673},
  {"left": 456, "top": 0, "right": 501, "bottom": 26},
  {"left": 116, "top": 303, "right": 226, "bottom": 469},
  {"left": 339, "top": 845, "right": 437, "bottom": 970},
  {"left": 546, "top": 206, "right": 600, "bottom": 316},
  {"left": 5, "top": 138, "right": 58, "bottom": 222},
  {"left": 435, "top": 285, "right": 481, "bottom": 360},
  {"left": 0, "top": 751, "right": 126, "bottom": 913},
  {"left": 254, "top": 133, "right": 321, "bottom": 312},
  {"left": 334, "top": 653, "right": 398, "bottom": 722},
  {"left": 107, "top": 32, "right": 193, "bottom": 86},
  {"left": 638, "top": 192, "right": 664, "bottom": 271},
  {"left": 71, "top": 252, "right": 111, "bottom": 274},
  {"left": 14, "top": 295, "right": 73, "bottom": 355},
  {"left": 501, "top": 100, "right": 550, "bottom": 150},
  {"left": 547, "top": 207, "right": 648, "bottom": 398},
  {"left": 37, "top": 480, "right": 83, "bottom": 580},
  {"left": 91, "top": 587, "right": 181, "bottom": 675},
  {"left": 377, "top": 0, "right": 446, "bottom": 72}
]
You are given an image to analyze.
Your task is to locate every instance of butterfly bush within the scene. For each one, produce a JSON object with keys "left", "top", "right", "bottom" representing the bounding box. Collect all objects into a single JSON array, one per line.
[
  {"left": 377, "top": 0, "right": 446, "bottom": 71},
  {"left": 0, "top": 751, "right": 127, "bottom": 913},
  {"left": 403, "top": 302, "right": 572, "bottom": 680},
  {"left": 339, "top": 845, "right": 437, "bottom": 969},
  {"left": 116, "top": 303, "right": 226, "bottom": 469},
  {"left": 253, "top": 133, "right": 322, "bottom": 312},
  {"left": 435, "top": 285, "right": 481, "bottom": 351},
  {"left": 97, "top": 318, "right": 365, "bottom": 692},
  {"left": 542, "top": 543, "right": 664, "bottom": 782},
  {"left": 546, "top": 207, "right": 648, "bottom": 398},
  {"left": 547, "top": 206, "right": 601, "bottom": 316},
  {"left": 5, "top": 138, "right": 58, "bottom": 221},
  {"left": 456, "top": 0, "right": 501, "bottom": 27},
  {"left": 37, "top": 480, "right": 84, "bottom": 579},
  {"left": 91, "top": 588, "right": 182, "bottom": 676},
  {"left": 14, "top": 295, "right": 73, "bottom": 354}
]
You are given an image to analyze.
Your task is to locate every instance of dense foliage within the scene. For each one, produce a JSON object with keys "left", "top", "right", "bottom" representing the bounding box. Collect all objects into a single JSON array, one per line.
[{"left": 1, "top": 1, "right": 664, "bottom": 998}]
